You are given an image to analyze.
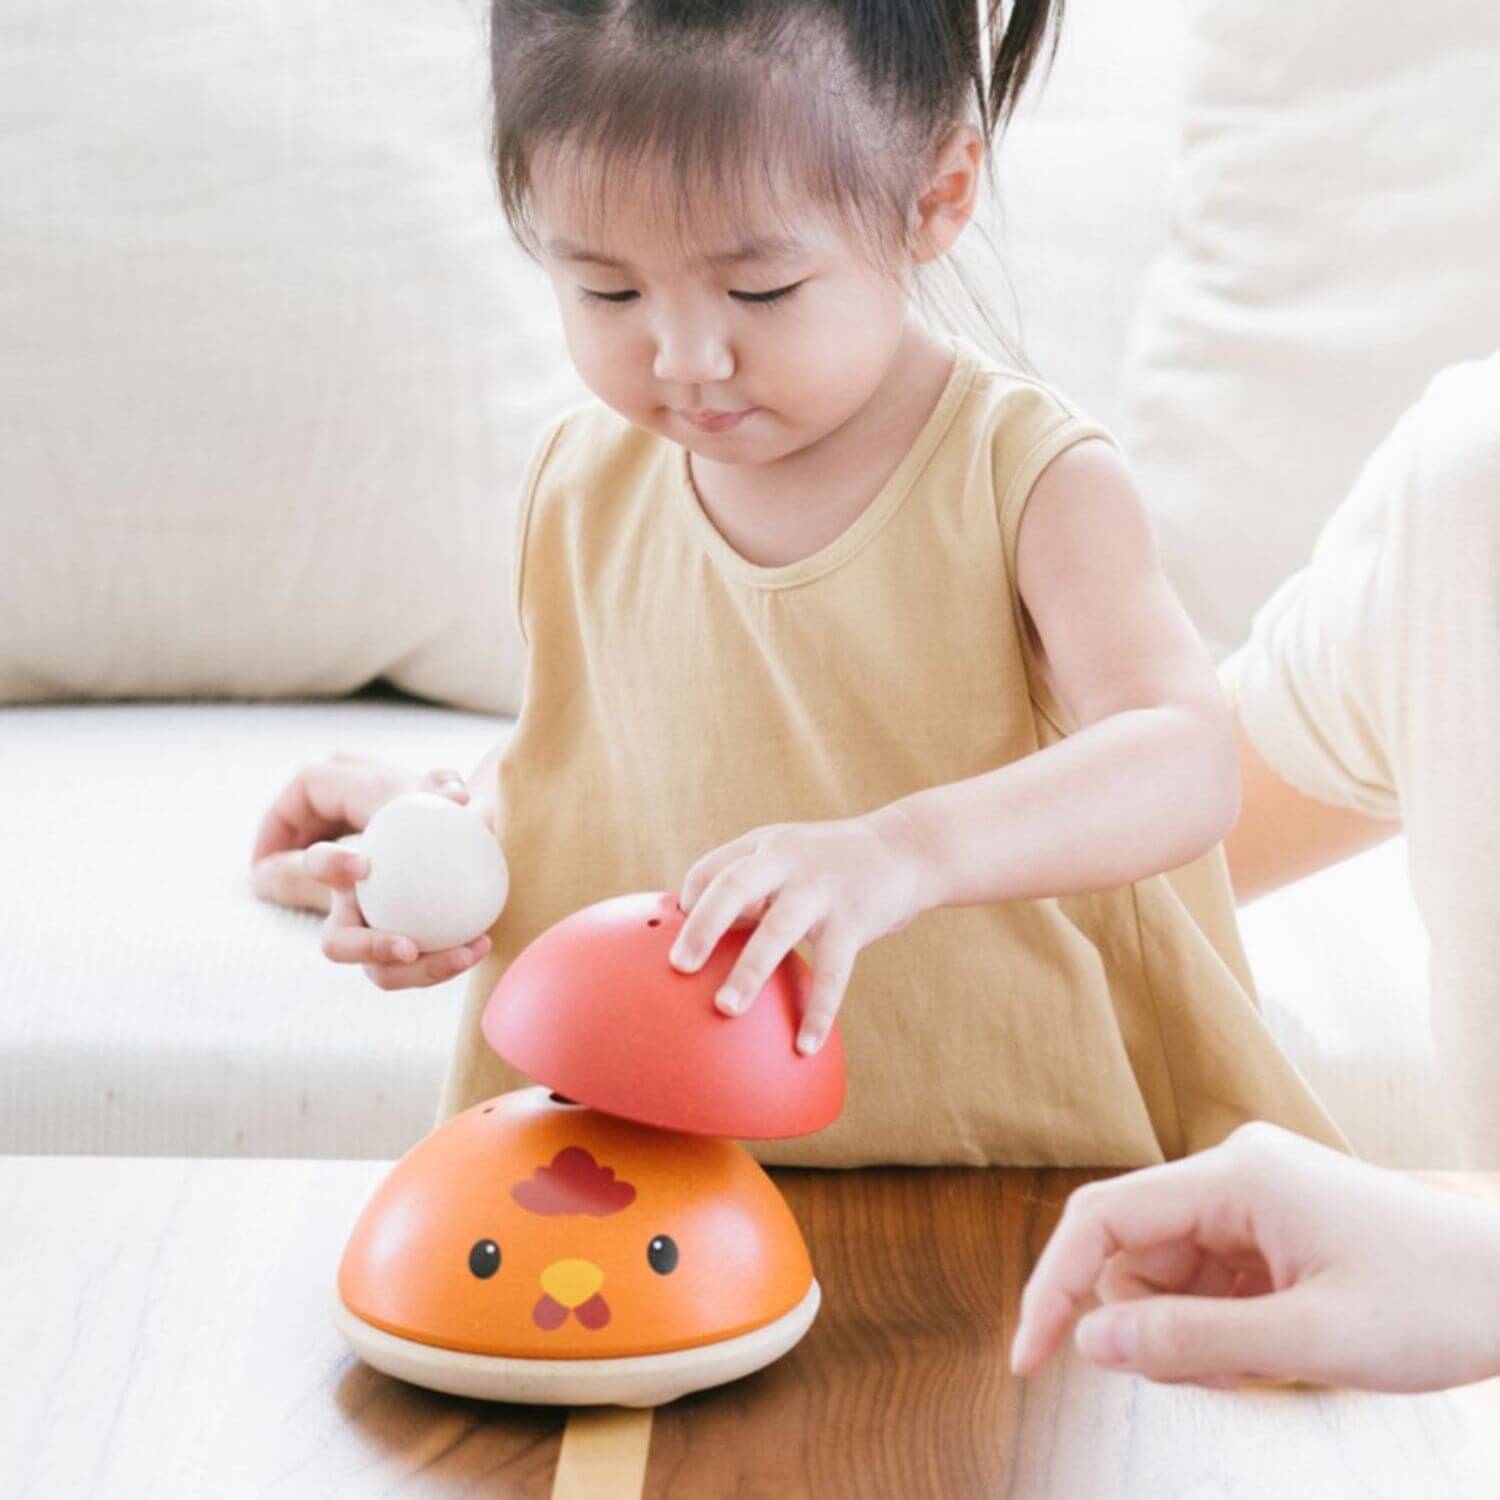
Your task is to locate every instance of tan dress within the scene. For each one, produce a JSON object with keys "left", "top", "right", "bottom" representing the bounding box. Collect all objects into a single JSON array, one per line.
[{"left": 435, "top": 335, "right": 1345, "bottom": 1167}]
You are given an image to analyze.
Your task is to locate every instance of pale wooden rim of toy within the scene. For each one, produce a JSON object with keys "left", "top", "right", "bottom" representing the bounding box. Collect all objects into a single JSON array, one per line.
[{"left": 330, "top": 1278, "right": 821, "bottom": 1409}]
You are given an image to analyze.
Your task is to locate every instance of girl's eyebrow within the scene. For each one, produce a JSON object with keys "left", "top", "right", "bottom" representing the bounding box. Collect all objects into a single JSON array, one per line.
[{"left": 545, "top": 234, "right": 806, "bottom": 271}]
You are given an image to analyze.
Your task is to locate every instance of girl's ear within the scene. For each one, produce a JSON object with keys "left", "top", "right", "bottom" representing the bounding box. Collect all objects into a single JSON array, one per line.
[{"left": 911, "top": 123, "right": 984, "bottom": 265}]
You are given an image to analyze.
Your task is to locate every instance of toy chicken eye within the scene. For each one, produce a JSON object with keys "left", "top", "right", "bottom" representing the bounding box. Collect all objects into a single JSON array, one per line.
[
  {"left": 468, "top": 1239, "right": 502, "bottom": 1279},
  {"left": 647, "top": 1235, "right": 678, "bottom": 1275}
]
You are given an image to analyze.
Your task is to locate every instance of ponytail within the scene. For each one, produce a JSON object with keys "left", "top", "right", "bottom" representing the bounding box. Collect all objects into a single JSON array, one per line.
[{"left": 969, "top": 0, "right": 1065, "bottom": 136}]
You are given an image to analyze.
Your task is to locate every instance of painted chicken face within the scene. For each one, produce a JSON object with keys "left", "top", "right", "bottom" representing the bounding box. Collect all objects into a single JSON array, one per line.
[{"left": 337, "top": 1087, "right": 814, "bottom": 1359}]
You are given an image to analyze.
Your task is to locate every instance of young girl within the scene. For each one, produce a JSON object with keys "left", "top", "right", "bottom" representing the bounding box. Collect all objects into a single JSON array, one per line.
[{"left": 273, "top": 0, "right": 1344, "bottom": 1167}]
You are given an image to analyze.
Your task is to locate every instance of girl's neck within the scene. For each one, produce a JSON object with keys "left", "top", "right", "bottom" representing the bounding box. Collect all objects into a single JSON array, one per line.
[{"left": 685, "top": 321, "right": 958, "bottom": 570}]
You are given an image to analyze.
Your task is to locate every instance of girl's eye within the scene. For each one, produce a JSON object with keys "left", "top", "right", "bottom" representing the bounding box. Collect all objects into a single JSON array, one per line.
[
  {"left": 731, "top": 281, "right": 804, "bottom": 309},
  {"left": 575, "top": 282, "right": 804, "bottom": 310}
]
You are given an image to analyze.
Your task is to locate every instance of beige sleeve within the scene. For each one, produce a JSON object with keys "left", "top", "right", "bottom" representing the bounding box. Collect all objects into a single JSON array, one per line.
[
  {"left": 1222, "top": 354, "right": 1500, "bottom": 823},
  {"left": 1217, "top": 400, "right": 1415, "bottom": 822}
]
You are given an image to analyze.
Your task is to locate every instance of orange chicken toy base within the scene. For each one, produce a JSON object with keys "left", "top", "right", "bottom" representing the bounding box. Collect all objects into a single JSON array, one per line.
[{"left": 332, "top": 890, "right": 844, "bottom": 1407}]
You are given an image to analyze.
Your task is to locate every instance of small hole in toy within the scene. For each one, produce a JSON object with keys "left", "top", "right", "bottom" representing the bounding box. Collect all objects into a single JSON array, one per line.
[
  {"left": 549, "top": 1091, "right": 580, "bottom": 1106},
  {"left": 482, "top": 1105, "right": 495, "bottom": 1114},
  {"left": 647, "top": 918, "right": 661, "bottom": 927}
]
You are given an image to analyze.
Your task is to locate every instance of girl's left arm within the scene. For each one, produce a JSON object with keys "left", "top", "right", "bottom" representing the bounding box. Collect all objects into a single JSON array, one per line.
[
  {"left": 888, "top": 435, "right": 1241, "bottom": 907},
  {"left": 670, "top": 438, "right": 1238, "bottom": 1054}
]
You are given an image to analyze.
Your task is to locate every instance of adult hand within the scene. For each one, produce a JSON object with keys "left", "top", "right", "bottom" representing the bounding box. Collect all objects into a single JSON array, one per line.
[{"left": 1010, "top": 1121, "right": 1500, "bottom": 1393}]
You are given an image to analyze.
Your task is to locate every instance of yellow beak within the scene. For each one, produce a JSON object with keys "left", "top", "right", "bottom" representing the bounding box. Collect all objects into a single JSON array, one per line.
[{"left": 540, "top": 1258, "right": 605, "bottom": 1308}]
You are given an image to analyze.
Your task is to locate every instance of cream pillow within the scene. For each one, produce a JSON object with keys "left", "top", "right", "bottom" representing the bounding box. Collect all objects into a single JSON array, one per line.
[
  {"left": 988, "top": 0, "right": 1183, "bottom": 433},
  {"left": 1117, "top": 0, "right": 1500, "bottom": 658},
  {"left": 0, "top": 0, "right": 588, "bottom": 711}
]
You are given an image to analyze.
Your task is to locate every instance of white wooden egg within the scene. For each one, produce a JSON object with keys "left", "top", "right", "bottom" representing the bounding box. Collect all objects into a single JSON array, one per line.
[{"left": 354, "top": 792, "right": 509, "bottom": 953}]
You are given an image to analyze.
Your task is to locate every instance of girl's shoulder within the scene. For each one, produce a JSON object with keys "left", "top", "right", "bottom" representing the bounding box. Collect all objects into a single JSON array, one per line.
[
  {"left": 948, "top": 339, "right": 1117, "bottom": 495},
  {"left": 956, "top": 341, "right": 1108, "bottom": 443}
]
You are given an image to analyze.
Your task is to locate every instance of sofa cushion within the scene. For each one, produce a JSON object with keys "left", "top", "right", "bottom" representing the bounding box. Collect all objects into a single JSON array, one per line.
[
  {"left": 1116, "top": 0, "right": 1500, "bottom": 657},
  {"left": 990, "top": 0, "right": 1183, "bottom": 432},
  {"left": 0, "top": 0, "right": 589, "bottom": 713},
  {"left": 0, "top": 690, "right": 503, "bottom": 1158}
]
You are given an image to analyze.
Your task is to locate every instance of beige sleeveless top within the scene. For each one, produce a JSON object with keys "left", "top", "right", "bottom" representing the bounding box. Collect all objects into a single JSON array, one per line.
[{"left": 435, "top": 335, "right": 1345, "bottom": 1167}]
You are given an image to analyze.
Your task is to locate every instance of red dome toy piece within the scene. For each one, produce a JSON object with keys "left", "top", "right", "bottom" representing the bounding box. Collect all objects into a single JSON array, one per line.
[{"left": 482, "top": 891, "right": 846, "bottom": 1139}]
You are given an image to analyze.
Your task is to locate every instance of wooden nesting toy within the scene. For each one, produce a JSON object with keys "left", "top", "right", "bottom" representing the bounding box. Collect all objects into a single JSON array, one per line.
[{"left": 332, "top": 890, "right": 846, "bottom": 1406}]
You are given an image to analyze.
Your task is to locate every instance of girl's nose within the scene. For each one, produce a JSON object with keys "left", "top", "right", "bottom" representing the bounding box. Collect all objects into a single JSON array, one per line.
[{"left": 653, "top": 333, "right": 734, "bottom": 386}]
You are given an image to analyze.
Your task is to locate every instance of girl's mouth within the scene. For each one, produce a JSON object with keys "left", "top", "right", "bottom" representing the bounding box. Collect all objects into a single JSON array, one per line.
[{"left": 679, "top": 408, "right": 755, "bottom": 433}]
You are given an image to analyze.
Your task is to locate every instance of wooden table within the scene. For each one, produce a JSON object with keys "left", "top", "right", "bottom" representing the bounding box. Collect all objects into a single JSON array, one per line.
[{"left": 5, "top": 1156, "right": 1500, "bottom": 1498}]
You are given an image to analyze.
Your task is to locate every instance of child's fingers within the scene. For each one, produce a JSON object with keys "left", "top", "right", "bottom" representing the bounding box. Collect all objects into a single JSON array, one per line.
[
  {"left": 320, "top": 885, "right": 422, "bottom": 966},
  {"left": 417, "top": 767, "right": 470, "bottom": 802},
  {"left": 360, "top": 934, "right": 492, "bottom": 991},
  {"left": 302, "top": 774, "right": 465, "bottom": 897},
  {"left": 678, "top": 832, "right": 756, "bottom": 913},
  {"left": 319, "top": 881, "right": 493, "bottom": 984},
  {"left": 251, "top": 791, "right": 335, "bottom": 866},
  {"left": 713, "top": 888, "right": 820, "bottom": 1017},
  {"left": 670, "top": 855, "right": 785, "bottom": 973},
  {"left": 304, "top": 840, "right": 369, "bottom": 891},
  {"left": 795, "top": 927, "right": 859, "bottom": 1055},
  {"left": 250, "top": 757, "right": 381, "bottom": 864},
  {"left": 251, "top": 849, "right": 335, "bottom": 914}
]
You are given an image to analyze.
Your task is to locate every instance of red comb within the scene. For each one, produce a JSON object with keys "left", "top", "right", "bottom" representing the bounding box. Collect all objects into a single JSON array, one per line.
[{"left": 511, "top": 1146, "right": 637, "bottom": 1217}]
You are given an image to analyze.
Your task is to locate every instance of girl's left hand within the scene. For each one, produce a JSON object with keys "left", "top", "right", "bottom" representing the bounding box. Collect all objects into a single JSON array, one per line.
[{"left": 668, "top": 808, "right": 940, "bottom": 1055}]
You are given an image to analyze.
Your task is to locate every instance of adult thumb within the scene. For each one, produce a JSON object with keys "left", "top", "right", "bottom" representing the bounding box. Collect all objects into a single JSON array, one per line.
[{"left": 1075, "top": 1290, "right": 1314, "bottom": 1385}]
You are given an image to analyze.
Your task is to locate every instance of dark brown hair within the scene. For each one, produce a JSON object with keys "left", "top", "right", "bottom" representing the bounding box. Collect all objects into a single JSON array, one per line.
[{"left": 490, "top": 1, "right": 1064, "bottom": 363}]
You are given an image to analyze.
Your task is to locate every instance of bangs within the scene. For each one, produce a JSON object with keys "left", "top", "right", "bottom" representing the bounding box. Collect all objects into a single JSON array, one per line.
[
  {"left": 496, "top": 16, "right": 926, "bottom": 279},
  {"left": 489, "top": 0, "right": 1045, "bottom": 373}
]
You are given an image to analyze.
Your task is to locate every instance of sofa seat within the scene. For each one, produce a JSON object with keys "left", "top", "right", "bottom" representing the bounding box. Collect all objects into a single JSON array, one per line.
[
  {"left": 0, "top": 691, "right": 1455, "bottom": 1166},
  {"left": 2, "top": 689, "right": 499, "bottom": 1160}
]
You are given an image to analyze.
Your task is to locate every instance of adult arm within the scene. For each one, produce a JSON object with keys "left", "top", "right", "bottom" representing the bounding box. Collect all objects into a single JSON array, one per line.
[{"left": 1224, "top": 709, "right": 1399, "bottom": 905}]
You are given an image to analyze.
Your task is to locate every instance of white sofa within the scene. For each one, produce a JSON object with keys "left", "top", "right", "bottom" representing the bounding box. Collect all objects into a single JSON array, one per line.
[
  {"left": 0, "top": 685, "right": 1452, "bottom": 1166},
  {"left": 1, "top": 0, "right": 1471, "bottom": 1167},
  {"left": 3, "top": 687, "right": 501, "bottom": 1160}
]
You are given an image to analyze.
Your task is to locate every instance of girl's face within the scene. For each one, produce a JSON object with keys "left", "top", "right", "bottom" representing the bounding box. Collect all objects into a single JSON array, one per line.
[{"left": 531, "top": 154, "right": 915, "bottom": 465}]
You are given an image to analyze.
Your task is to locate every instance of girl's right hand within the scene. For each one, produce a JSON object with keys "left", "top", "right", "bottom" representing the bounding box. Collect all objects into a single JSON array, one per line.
[
  {"left": 302, "top": 767, "right": 494, "bottom": 990},
  {"left": 251, "top": 752, "right": 429, "bottom": 913}
]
